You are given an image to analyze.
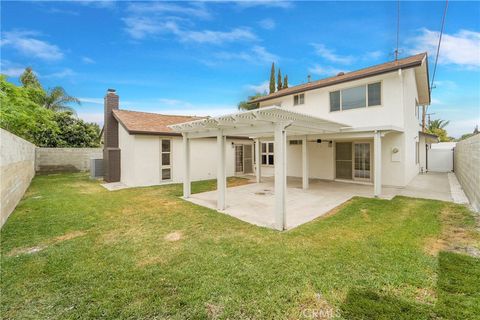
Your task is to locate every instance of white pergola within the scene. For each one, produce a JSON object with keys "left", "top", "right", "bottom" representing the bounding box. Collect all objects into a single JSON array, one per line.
[{"left": 169, "top": 106, "right": 384, "bottom": 231}]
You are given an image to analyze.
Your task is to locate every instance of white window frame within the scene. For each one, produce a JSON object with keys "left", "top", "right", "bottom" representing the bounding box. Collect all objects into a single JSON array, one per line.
[
  {"left": 329, "top": 81, "right": 382, "bottom": 112},
  {"left": 261, "top": 142, "right": 274, "bottom": 166},
  {"left": 293, "top": 93, "right": 305, "bottom": 106},
  {"left": 160, "top": 139, "right": 172, "bottom": 181}
]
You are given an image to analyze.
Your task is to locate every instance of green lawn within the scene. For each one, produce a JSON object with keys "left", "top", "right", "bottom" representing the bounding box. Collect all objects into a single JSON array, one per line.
[{"left": 1, "top": 173, "right": 479, "bottom": 319}]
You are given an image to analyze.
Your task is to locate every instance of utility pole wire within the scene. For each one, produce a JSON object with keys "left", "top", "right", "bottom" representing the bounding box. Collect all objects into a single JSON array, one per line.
[{"left": 430, "top": 0, "right": 449, "bottom": 94}]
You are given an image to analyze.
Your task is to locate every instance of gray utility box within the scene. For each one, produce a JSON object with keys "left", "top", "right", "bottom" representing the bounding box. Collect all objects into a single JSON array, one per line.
[{"left": 90, "top": 158, "right": 104, "bottom": 179}]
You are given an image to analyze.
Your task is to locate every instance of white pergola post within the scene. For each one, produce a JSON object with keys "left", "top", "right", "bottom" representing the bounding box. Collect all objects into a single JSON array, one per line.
[
  {"left": 182, "top": 133, "right": 191, "bottom": 198},
  {"left": 302, "top": 135, "right": 309, "bottom": 190},
  {"left": 255, "top": 139, "right": 261, "bottom": 183},
  {"left": 374, "top": 131, "right": 382, "bottom": 197},
  {"left": 217, "top": 132, "right": 227, "bottom": 210},
  {"left": 274, "top": 123, "right": 287, "bottom": 230}
]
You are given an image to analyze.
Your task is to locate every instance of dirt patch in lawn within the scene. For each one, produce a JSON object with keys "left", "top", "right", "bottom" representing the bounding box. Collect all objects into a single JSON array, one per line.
[
  {"left": 6, "top": 231, "right": 86, "bottom": 257},
  {"left": 424, "top": 204, "right": 479, "bottom": 256},
  {"left": 164, "top": 231, "right": 182, "bottom": 242}
]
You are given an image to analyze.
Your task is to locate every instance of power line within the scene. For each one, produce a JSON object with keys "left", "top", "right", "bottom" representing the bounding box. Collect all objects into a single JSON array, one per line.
[{"left": 430, "top": 0, "right": 449, "bottom": 94}]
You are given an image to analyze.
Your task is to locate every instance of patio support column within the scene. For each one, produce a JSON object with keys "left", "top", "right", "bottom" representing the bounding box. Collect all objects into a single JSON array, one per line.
[
  {"left": 217, "top": 131, "right": 227, "bottom": 210},
  {"left": 274, "top": 123, "right": 287, "bottom": 230},
  {"left": 374, "top": 131, "right": 382, "bottom": 197},
  {"left": 302, "top": 135, "right": 309, "bottom": 190},
  {"left": 255, "top": 139, "right": 261, "bottom": 183},
  {"left": 182, "top": 133, "right": 191, "bottom": 198}
]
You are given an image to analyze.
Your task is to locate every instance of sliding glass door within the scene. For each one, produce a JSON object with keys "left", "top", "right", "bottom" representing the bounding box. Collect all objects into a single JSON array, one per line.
[
  {"left": 354, "top": 143, "right": 371, "bottom": 180},
  {"left": 335, "top": 142, "right": 353, "bottom": 179}
]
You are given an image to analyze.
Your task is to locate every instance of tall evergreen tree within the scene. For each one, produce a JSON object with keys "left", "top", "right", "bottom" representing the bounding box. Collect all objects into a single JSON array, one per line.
[
  {"left": 283, "top": 75, "right": 288, "bottom": 89},
  {"left": 20, "top": 67, "right": 41, "bottom": 89},
  {"left": 269, "top": 62, "right": 275, "bottom": 94},
  {"left": 277, "top": 69, "right": 282, "bottom": 91}
]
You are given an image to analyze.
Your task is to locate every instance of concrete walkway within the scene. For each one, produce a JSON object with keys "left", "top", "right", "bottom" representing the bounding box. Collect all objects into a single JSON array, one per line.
[{"left": 187, "top": 172, "right": 467, "bottom": 230}]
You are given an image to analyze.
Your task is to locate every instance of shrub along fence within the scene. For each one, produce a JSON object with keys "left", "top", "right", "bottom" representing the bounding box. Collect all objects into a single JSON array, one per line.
[
  {"left": 1, "top": 129, "right": 102, "bottom": 227},
  {"left": 454, "top": 134, "right": 480, "bottom": 212}
]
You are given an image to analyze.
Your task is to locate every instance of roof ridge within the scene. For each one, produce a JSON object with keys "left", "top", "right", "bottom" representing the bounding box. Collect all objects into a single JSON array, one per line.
[{"left": 114, "top": 109, "right": 204, "bottom": 118}]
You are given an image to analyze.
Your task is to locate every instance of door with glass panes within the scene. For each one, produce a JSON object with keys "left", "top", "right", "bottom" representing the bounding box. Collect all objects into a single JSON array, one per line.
[{"left": 335, "top": 142, "right": 371, "bottom": 181}]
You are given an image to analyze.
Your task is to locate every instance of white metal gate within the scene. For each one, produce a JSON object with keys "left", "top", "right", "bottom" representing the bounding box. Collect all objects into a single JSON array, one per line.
[{"left": 428, "top": 148, "right": 454, "bottom": 172}]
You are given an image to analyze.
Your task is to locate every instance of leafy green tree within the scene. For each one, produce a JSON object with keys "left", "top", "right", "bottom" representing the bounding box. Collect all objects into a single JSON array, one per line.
[
  {"left": 0, "top": 76, "right": 99, "bottom": 147},
  {"left": 237, "top": 93, "right": 265, "bottom": 111},
  {"left": 20, "top": 67, "right": 42, "bottom": 89},
  {"left": 283, "top": 75, "right": 288, "bottom": 89},
  {"left": 53, "top": 112, "right": 101, "bottom": 147},
  {"left": 0, "top": 75, "right": 59, "bottom": 146},
  {"left": 458, "top": 126, "right": 479, "bottom": 141},
  {"left": 42, "top": 86, "right": 81, "bottom": 113},
  {"left": 277, "top": 69, "right": 282, "bottom": 91},
  {"left": 427, "top": 119, "right": 452, "bottom": 142},
  {"left": 269, "top": 62, "right": 275, "bottom": 94}
]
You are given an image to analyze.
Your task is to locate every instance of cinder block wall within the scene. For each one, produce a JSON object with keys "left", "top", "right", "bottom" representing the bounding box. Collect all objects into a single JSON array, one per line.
[
  {"left": 454, "top": 134, "right": 480, "bottom": 212},
  {"left": 36, "top": 148, "right": 102, "bottom": 173},
  {"left": 0, "top": 129, "right": 36, "bottom": 227}
]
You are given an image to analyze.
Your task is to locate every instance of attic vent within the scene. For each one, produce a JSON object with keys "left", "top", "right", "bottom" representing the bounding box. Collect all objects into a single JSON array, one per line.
[
  {"left": 289, "top": 140, "right": 303, "bottom": 145},
  {"left": 337, "top": 72, "right": 345, "bottom": 76}
]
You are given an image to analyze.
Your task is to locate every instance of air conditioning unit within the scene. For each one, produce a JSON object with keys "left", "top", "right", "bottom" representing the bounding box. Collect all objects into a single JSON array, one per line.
[{"left": 90, "top": 158, "right": 104, "bottom": 179}]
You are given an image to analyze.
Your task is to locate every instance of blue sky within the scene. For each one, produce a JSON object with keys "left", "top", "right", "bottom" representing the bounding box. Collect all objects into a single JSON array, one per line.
[{"left": 1, "top": 1, "right": 479, "bottom": 137}]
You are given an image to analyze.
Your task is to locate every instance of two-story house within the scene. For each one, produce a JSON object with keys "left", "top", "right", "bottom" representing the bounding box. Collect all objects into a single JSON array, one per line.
[{"left": 103, "top": 53, "right": 436, "bottom": 230}]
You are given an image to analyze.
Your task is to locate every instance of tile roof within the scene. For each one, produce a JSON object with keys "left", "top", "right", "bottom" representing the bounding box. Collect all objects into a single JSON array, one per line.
[
  {"left": 250, "top": 52, "right": 428, "bottom": 103},
  {"left": 112, "top": 109, "right": 204, "bottom": 135}
]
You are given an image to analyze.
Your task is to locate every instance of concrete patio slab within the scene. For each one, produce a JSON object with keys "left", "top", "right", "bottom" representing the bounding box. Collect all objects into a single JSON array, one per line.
[{"left": 187, "top": 172, "right": 459, "bottom": 230}]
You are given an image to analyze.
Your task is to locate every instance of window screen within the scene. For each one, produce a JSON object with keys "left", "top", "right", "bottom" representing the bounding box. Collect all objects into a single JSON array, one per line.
[
  {"left": 368, "top": 82, "right": 381, "bottom": 106},
  {"left": 342, "top": 86, "right": 366, "bottom": 110},
  {"left": 162, "top": 168, "right": 171, "bottom": 180},
  {"left": 335, "top": 142, "right": 352, "bottom": 180},
  {"left": 330, "top": 91, "right": 340, "bottom": 111},
  {"left": 293, "top": 93, "right": 305, "bottom": 105}
]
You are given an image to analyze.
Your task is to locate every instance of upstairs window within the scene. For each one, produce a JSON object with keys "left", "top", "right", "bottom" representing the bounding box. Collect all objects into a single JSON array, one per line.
[
  {"left": 293, "top": 93, "right": 305, "bottom": 106},
  {"left": 330, "top": 82, "right": 381, "bottom": 112}
]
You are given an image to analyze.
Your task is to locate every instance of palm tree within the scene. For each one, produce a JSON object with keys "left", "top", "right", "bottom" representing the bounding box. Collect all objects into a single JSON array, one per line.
[
  {"left": 42, "top": 86, "right": 80, "bottom": 113},
  {"left": 427, "top": 119, "right": 450, "bottom": 131}
]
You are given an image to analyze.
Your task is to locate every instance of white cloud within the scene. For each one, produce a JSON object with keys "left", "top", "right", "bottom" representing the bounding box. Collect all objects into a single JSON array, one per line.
[
  {"left": 236, "top": 1, "right": 293, "bottom": 9},
  {"left": 363, "top": 50, "right": 383, "bottom": 60},
  {"left": 408, "top": 28, "right": 480, "bottom": 68},
  {"left": 82, "top": 56, "right": 95, "bottom": 64},
  {"left": 311, "top": 43, "right": 354, "bottom": 64},
  {"left": 1, "top": 31, "right": 64, "bottom": 61},
  {"left": 211, "top": 46, "right": 278, "bottom": 65},
  {"left": 76, "top": 0, "right": 115, "bottom": 9},
  {"left": 77, "top": 111, "right": 104, "bottom": 124},
  {"left": 446, "top": 118, "right": 480, "bottom": 138},
  {"left": 79, "top": 97, "right": 104, "bottom": 104},
  {"left": 259, "top": 18, "right": 276, "bottom": 30},
  {"left": 0, "top": 60, "right": 25, "bottom": 77},
  {"left": 308, "top": 65, "right": 347, "bottom": 77},
  {"left": 123, "top": 17, "right": 256, "bottom": 44},
  {"left": 42, "top": 68, "right": 76, "bottom": 79},
  {"left": 127, "top": 2, "right": 211, "bottom": 19},
  {"left": 245, "top": 81, "right": 269, "bottom": 94}
]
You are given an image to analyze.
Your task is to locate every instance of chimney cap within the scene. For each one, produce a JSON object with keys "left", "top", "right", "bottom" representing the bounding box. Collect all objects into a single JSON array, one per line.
[
  {"left": 107, "top": 88, "right": 116, "bottom": 93},
  {"left": 336, "top": 72, "right": 345, "bottom": 76}
]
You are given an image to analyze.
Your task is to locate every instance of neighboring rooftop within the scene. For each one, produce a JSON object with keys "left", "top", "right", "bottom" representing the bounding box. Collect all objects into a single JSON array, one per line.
[
  {"left": 250, "top": 52, "right": 429, "bottom": 104},
  {"left": 112, "top": 109, "right": 204, "bottom": 135}
]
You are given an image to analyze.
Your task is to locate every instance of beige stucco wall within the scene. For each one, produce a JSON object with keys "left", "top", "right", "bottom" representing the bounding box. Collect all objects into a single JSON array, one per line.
[
  {"left": 454, "top": 134, "right": 480, "bottom": 211},
  {"left": 257, "top": 68, "right": 425, "bottom": 187},
  {"left": 118, "top": 126, "right": 254, "bottom": 187},
  {"left": 0, "top": 129, "right": 36, "bottom": 227},
  {"left": 36, "top": 148, "right": 102, "bottom": 173}
]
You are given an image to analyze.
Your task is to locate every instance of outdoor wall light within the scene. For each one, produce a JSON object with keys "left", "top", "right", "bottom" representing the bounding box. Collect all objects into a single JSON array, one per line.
[{"left": 392, "top": 147, "right": 399, "bottom": 154}]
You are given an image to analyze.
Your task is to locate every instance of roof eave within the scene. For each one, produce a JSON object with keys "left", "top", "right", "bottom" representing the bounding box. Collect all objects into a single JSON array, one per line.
[{"left": 250, "top": 58, "right": 425, "bottom": 104}]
